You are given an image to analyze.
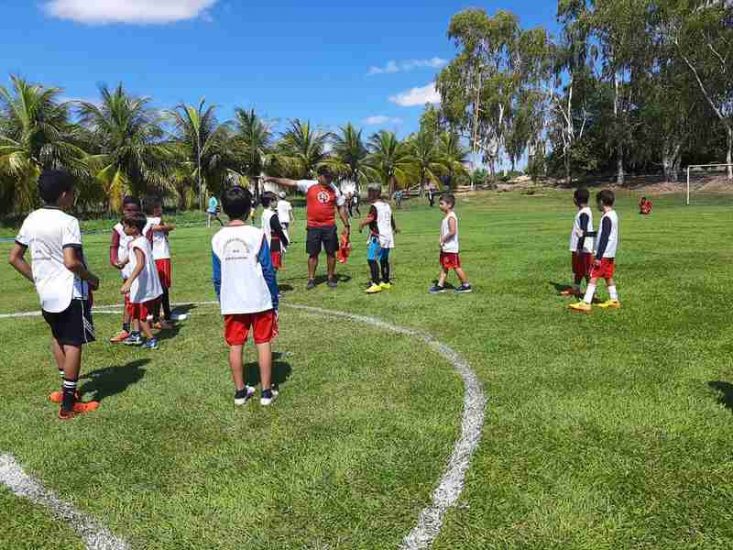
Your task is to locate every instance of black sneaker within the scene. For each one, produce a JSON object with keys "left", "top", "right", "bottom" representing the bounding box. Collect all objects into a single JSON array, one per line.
[
  {"left": 260, "top": 388, "right": 277, "bottom": 406},
  {"left": 234, "top": 386, "right": 255, "bottom": 406},
  {"left": 429, "top": 285, "right": 446, "bottom": 294},
  {"left": 306, "top": 279, "right": 316, "bottom": 290},
  {"left": 327, "top": 278, "right": 338, "bottom": 289},
  {"left": 455, "top": 284, "right": 473, "bottom": 294}
]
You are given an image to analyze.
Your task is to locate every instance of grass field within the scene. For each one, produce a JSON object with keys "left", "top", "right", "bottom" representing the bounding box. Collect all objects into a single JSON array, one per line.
[{"left": 2, "top": 189, "right": 733, "bottom": 548}]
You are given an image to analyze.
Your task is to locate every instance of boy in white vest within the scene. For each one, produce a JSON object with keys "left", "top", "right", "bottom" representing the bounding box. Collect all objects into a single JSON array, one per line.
[
  {"left": 120, "top": 212, "right": 163, "bottom": 348},
  {"left": 109, "top": 196, "right": 141, "bottom": 343},
  {"left": 430, "top": 193, "right": 472, "bottom": 294},
  {"left": 145, "top": 197, "right": 176, "bottom": 329},
  {"left": 260, "top": 192, "right": 290, "bottom": 272},
  {"left": 569, "top": 189, "right": 621, "bottom": 313},
  {"left": 561, "top": 188, "right": 594, "bottom": 298},
  {"left": 212, "top": 187, "right": 280, "bottom": 407},
  {"left": 358, "top": 184, "right": 397, "bottom": 294}
]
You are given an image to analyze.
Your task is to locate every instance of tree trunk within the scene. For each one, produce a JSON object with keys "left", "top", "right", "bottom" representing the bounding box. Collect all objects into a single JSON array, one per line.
[
  {"left": 614, "top": 72, "right": 625, "bottom": 186},
  {"left": 564, "top": 154, "right": 571, "bottom": 187},
  {"left": 662, "top": 141, "right": 681, "bottom": 183},
  {"left": 727, "top": 125, "right": 733, "bottom": 180}
]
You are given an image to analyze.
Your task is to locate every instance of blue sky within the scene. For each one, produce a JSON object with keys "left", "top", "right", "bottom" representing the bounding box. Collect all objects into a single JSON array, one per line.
[{"left": 0, "top": 1, "right": 558, "bottom": 137}]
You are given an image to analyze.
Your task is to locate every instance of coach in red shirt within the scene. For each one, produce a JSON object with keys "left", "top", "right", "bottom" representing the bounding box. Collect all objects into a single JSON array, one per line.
[{"left": 264, "top": 166, "right": 350, "bottom": 289}]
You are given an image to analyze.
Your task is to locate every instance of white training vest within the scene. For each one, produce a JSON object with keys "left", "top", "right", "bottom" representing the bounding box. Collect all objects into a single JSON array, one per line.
[
  {"left": 277, "top": 200, "right": 292, "bottom": 224},
  {"left": 373, "top": 201, "right": 394, "bottom": 249},
  {"left": 147, "top": 216, "right": 171, "bottom": 260},
  {"left": 441, "top": 211, "right": 459, "bottom": 253},
  {"left": 261, "top": 209, "right": 275, "bottom": 246},
  {"left": 596, "top": 210, "right": 619, "bottom": 258},
  {"left": 569, "top": 206, "right": 594, "bottom": 253},
  {"left": 114, "top": 223, "right": 134, "bottom": 279},
  {"left": 212, "top": 226, "right": 273, "bottom": 315},
  {"left": 128, "top": 237, "right": 163, "bottom": 304}
]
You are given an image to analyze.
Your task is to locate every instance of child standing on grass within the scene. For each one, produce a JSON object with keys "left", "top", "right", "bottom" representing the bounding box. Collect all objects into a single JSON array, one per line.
[
  {"left": 359, "top": 184, "right": 397, "bottom": 294},
  {"left": 145, "top": 197, "right": 176, "bottom": 329},
  {"left": 120, "top": 213, "right": 163, "bottom": 349},
  {"left": 260, "top": 192, "right": 290, "bottom": 272},
  {"left": 109, "top": 196, "right": 141, "bottom": 344},
  {"left": 430, "top": 193, "right": 472, "bottom": 294},
  {"left": 276, "top": 191, "right": 294, "bottom": 242},
  {"left": 569, "top": 189, "right": 621, "bottom": 313},
  {"left": 8, "top": 170, "right": 101, "bottom": 420},
  {"left": 212, "top": 186, "right": 280, "bottom": 407},
  {"left": 561, "top": 188, "right": 594, "bottom": 298}
]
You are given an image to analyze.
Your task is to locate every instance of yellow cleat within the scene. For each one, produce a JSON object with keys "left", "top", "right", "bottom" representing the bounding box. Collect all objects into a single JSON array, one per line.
[
  {"left": 597, "top": 300, "right": 621, "bottom": 309},
  {"left": 365, "top": 284, "right": 383, "bottom": 294},
  {"left": 568, "top": 301, "right": 592, "bottom": 313},
  {"left": 379, "top": 282, "right": 393, "bottom": 290}
]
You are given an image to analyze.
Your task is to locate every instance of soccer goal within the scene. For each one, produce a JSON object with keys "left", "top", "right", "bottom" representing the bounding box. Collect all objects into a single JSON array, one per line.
[{"left": 686, "top": 164, "right": 733, "bottom": 205}]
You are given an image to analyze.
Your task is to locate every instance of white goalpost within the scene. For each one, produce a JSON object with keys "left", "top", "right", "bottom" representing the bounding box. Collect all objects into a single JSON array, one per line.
[{"left": 686, "top": 164, "right": 733, "bottom": 205}]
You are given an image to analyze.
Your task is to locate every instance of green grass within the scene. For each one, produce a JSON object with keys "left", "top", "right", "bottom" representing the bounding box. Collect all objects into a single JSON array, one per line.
[{"left": 2, "top": 189, "right": 733, "bottom": 548}]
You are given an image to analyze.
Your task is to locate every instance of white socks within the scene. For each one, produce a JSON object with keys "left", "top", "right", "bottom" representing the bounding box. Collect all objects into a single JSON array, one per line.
[
  {"left": 609, "top": 285, "right": 618, "bottom": 301},
  {"left": 583, "top": 283, "right": 596, "bottom": 304}
]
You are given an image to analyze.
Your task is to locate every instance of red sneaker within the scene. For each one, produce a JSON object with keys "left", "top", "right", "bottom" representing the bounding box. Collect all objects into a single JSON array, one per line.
[
  {"left": 58, "top": 400, "right": 100, "bottom": 420},
  {"left": 109, "top": 330, "right": 130, "bottom": 344},
  {"left": 48, "top": 390, "right": 81, "bottom": 404}
]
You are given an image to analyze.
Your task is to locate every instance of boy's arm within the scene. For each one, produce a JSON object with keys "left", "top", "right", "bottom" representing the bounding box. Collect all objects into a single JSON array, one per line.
[
  {"left": 110, "top": 229, "right": 122, "bottom": 268},
  {"left": 594, "top": 217, "right": 612, "bottom": 262},
  {"left": 576, "top": 213, "right": 590, "bottom": 251},
  {"left": 359, "top": 206, "right": 377, "bottom": 231},
  {"left": 391, "top": 214, "right": 398, "bottom": 232},
  {"left": 8, "top": 243, "right": 33, "bottom": 282},
  {"left": 441, "top": 217, "right": 457, "bottom": 245},
  {"left": 270, "top": 215, "right": 289, "bottom": 248},
  {"left": 211, "top": 249, "right": 222, "bottom": 301},
  {"left": 120, "top": 248, "right": 144, "bottom": 293},
  {"left": 63, "top": 247, "right": 100, "bottom": 290},
  {"left": 257, "top": 238, "right": 279, "bottom": 310}
]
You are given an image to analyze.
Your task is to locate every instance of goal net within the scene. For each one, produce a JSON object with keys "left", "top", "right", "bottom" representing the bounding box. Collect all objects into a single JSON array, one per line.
[{"left": 686, "top": 164, "right": 733, "bottom": 205}]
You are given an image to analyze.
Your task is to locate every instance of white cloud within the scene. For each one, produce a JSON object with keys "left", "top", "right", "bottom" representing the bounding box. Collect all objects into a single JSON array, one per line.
[
  {"left": 363, "top": 115, "right": 403, "bottom": 126},
  {"left": 389, "top": 83, "right": 441, "bottom": 107},
  {"left": 43, "top": 0, "right": 218, "bottom": 25},
  {"left": 367, "top": 57, "right": 447, "bottom": 76}
]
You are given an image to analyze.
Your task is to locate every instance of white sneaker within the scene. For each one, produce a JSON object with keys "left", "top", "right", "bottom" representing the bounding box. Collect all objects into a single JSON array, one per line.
[
  {"left": 260, "top": 389, "right": 278, "bottom": 406},
  {"left": 234, "top": 386, "right": 256, "bottom": 406}
]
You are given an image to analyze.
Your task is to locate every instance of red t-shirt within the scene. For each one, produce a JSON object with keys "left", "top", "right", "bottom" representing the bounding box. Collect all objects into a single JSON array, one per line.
[{"left": 298, "top": 180, "right": 344, "bottom": 228}]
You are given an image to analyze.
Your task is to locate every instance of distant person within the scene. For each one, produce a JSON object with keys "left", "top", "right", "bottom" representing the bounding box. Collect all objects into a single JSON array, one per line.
[
  {"left": 393, "top": 189, "right": 404, "bottom": 210},
  {"left": 212, "top": 186, "right": 280, "bottom": 406},
  {"left": 260, "top": 192, "right": 290, "bottom": 272},
  {"left": 429, "top": 193, "right": 472, "bottom": 294},
  {"left": 207, "top": 195, "right": 222, "bottom": 228},
  {"left": 8, "top": 170, "right": 100, "bottom": 419},
  {"left": 145, "top": 197, "right": 175, "bottom": 329},
  {"left": 120, "top": 212, "right": 163, "bottom": 349},
  {"left": 351, "top": 192, "right": 361, "bottom": 216},
  {"left": 561, "top": 188, "right": 594, "bottom": 298},
  {"left": 277, "top": 191, "right": 294, "bottom": 241},
  {"left": 359, "top": 184, "right": 397, "bottom": 294},
  {"left": 263, "top": 166, "right": 350, "bottom": 290},
  {"left": 639, "top": 196, "right": 653, "bottom": 215},
  {"left": 569, "top": 190, "right": 621, "bottom": 313},
  {"left": 427, "top": 182, "right": 437, "bottom": 207},
  {"left": 109, "top": 196, "right": 141, "bottom": 344}
]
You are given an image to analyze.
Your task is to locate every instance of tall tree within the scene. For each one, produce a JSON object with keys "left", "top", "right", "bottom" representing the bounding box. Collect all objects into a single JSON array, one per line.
[
  {"left": 79, "top": 84, "right": 169, "bottom": 212},
  {"left": 276, "top": 119, "right": 329, "bottom": 179},
  {"left": 0, "top": 76, "right": 86, "bottom": 212},
  {"left": 232, "top": 108, "right": 273, "bottom": 198},
  {"left": 408, "top": 129, "right": 444, "bottom": 189},
  {"left": 328, "top": 123, "right": 370, "bottom": 191},
  {"left": 438, "top": 131, "right": 470, "bottom": 188},
  {"left": 365, "top": 130, "right": 414, "bottom": 193}
]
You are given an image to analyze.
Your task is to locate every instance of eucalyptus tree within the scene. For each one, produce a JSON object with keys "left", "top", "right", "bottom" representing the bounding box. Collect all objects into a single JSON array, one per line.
[
  {"left": 78, "top": 84, "right": 170, "bottom": 212},
  {"left": 0, "top": 75, "right": 87, "bottom": 212}
]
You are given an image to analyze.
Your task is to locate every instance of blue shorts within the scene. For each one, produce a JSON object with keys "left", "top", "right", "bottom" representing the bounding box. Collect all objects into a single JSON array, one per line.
[{"left": 367, "top": 236, "right": 390, "bottom": 262}]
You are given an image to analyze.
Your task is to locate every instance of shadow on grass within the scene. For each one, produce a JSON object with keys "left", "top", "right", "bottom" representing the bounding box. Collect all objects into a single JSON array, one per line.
[
  {"left": 550, "top": 281, "right": 574, "bottom": 294},
  {"left": 244, "top": 352, "right": 292, "bottom": 389},
  {"left": 708, "top": 381, "right": 733, "bottom": 413},
  {"left": 154, "top": 323, "right": 183, "bottom": 343},
  {"left": 80, "top": 359, "right": 149, "bottom": 402},
  {"left": 279, "top": 284, "right": 294, "bottom": 293},
  {"left": 171, "top": 303, "right": 198, "bottom": 316},
  {"left": 314, "top": 273, "right": 352, "bottom": 286}
]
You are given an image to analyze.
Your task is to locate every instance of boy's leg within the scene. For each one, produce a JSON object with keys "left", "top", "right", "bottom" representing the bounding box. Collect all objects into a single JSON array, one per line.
[
  {"left": 368, "top": 260, "right": 381, "bottom": 285},
  {"left": 161, "top": 288, "right": 172, "bottom": 321},
  {"left": 582, "top": 277, "right": 598, "bottom": 304},
  {"left": 256, "top": 342, "right": 272, "bottom": 391},
  {"left": 380, "top": 249, "right": 390, "bottom": 283},
  {"left": 437, "top": 267, "right": 448, "bottom": 288},
  {"left": 454, "top": 267, "right": 469, "bottom": 285},
  {"left": 140, "top": 320, "right": 155, "bottom": 340},
  {"left": 607, "top": 277, "right": 618, "bottom": 301},
  {"left": 60, "top": 344, "right": 82, "bottom": 412},
  {"left": 228, "top": 345, "right": 246, "bottom": 392}
]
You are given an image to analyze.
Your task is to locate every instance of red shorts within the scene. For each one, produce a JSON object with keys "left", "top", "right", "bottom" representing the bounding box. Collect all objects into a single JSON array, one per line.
[
  {"left": 440, "top": 252, "right": 461, "bottom": 270},
  {"left": 155, "top": 259, "right": 172, "bottom": 288},
  {"left": 224, "top": 310, "right": 278, "bottom": 346},
  {"left": 126, "top": 299, "right": 159, "bottom": 321},
  {"left": 271, "top": 251, "right": 282, "bottom": 270},
  {"left": 572, "top": 252, "right": 594, "bottom": 278},
  {"left": 590, "top": 258, "right": 615, "bottom": 280}
]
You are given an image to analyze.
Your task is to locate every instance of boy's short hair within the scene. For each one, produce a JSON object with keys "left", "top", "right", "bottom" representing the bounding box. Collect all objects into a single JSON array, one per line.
[
  {"left": 221, "top": 186, "right": 252, "bottom": 219},
  {"left": 123, "top": 212, "right": 147, "bottom": 233},
  {"left": 440, "top": 193, "right": 456, "bottom": 208},
  {"left": 143, "top": 195, "right": 162, "bottom": 214},
  {"left": 573, "top": 187, "right": 590, "bottom": 204},
  {"left": 317, "top": 165, "right": 334, "bottom": 178},
  {"left": 260, "top": 191, "right": 277, "bottom": 208},
  {"left": 122, "top": 196, "right": 141, "bottom": 209},
  {"left": 367, "top": 184, "right": 381, "bottom": 201},
  {"left": 597, "top": 189, "right": 615, "bottom": 207},
  {"left": 38, "top": 169, "right": 75, "bottom": 204}
]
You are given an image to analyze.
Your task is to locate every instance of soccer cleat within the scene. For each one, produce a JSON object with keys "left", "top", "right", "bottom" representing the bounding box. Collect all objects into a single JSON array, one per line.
[
  {"left": 455, "top": 284, "right": 473, "bottom": 294},
  {"left": 109, "top": 330, "right": 130, "bottom": 344},
  {"left": 260, "top": 389, "right": 278, "bottom": 406},
  {"left": 568, "top": 301, "right": 592, "bottom": 313},
  {"left": 429, "top": 285, "right": 447, "bottom": 294},
  {"left": 597, "top": 299, "right": 621, "bottom": 309},
  {"left": 306, "top": 279, "right": 316, "bottom": 290},
  {"left": 234, "top": 386, "right": 256, "bottom": 406},
  {"left": 142, "top": 338, "right": 159, "bottom": 350},
  {"left": 49, "top": 390, "right": 80, "bottom": 404},
  {"left": 327, "top": 278, "right": 338, "bottom": 289},
  {"left": 123, "top": 333, "right": 144, "bottom": 346},
  {"left": 379, "top": 282, "right": 393, "bottom": 290},
  {"left": 365, "top": 284, "right": 383, "bottom": 294}
]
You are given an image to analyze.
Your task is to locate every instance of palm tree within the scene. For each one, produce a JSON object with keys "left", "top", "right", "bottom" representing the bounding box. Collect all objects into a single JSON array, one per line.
[
  {"left": 169, "top": 99, "right": 235, "bottom": 209},
  {"left": 438, "top": 132, "right": 469, "bottom": 189},
  {"left": 327, "top": 123, "right": 370, "bottom": 192},
  {"left": 78, "top": 84, "right": 169, "bottom": 212},
  {"left": 232, "top": 108, "right": 272, "bottom": 198},
  {"left": 365, "top": 130, "right": 414, "bottom": 194},
  {"left": 0, "top": 75, "right": 87, "bottom": 212},
  {"left": 277, "top": 119, "right": 330, "bottom": 178},
  {"left": 408, "top": 130, "right": 444, "bottom": 191}
]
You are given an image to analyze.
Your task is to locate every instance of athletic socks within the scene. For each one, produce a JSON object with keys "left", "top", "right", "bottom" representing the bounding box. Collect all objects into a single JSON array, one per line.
[
  {"left": 122, "top": 322, "right": 130, "bottom": 333},
  {"left": 368, "top": 260, "right": 380, "bottom": 285},
  {"left": 583, "top": 283, "right": 597, "bottom": 304},
  {"left": 61, "top": 378, "right": 78, "bottom": 411},
  {"left": 609, "top": 285, "right": 619, "bottom": 301}
]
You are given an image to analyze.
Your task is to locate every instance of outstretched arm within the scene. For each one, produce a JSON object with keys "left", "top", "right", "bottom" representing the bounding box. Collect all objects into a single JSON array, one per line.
[{"left": 263, "top": 176, "right": 299, "bottom": 189}]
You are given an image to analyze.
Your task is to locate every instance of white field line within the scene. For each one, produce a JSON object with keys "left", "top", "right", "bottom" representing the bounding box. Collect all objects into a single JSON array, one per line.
[
  {"left": 0, "top": 454, "right": 129, "bottom": 550},
  {"left": 0, "top": 300, "right": 487, "bottom": 549}
]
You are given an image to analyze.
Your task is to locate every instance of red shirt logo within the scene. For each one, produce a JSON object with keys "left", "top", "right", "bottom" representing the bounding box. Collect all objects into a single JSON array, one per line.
[{"left": 306, "top": 185, "right": 338, "bottom": 228}]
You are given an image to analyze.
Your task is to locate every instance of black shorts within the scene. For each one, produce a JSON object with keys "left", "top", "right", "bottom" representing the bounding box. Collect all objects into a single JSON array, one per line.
[
  {"left": 42, "top": 299, "right": 95, "bottom": 347},
  {"left": 306, "top": 226, "right": 338, "bottom": 256}
]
